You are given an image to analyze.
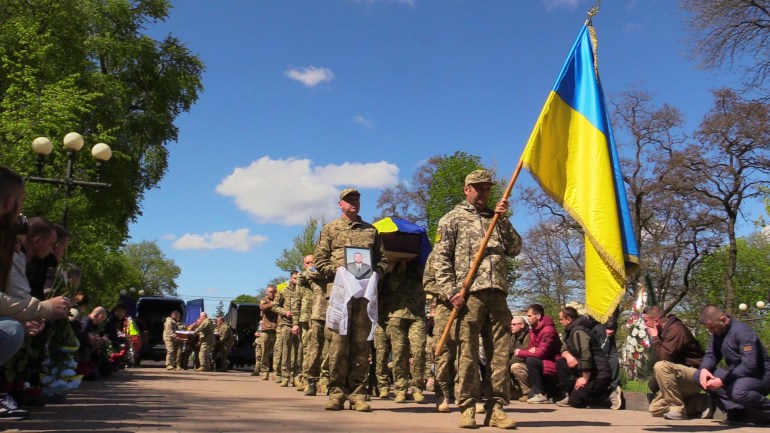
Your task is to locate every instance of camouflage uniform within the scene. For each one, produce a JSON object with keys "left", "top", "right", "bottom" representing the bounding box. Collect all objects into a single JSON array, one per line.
[
  {"left": 215, "top": 321, "right": 235, "bottom": 371},
  {"left": 433, "top": 199, "right": 521, "bottom": 411},
  {"left": 509, "top": 327, "right": 530, "bottom": 399},
  {"left": 292, "top": 272, "right": 314, "bottom": 387},
  {"left": 373, "top": 322, "right": 391, "bottom": 394},
  {"left": 424, "top": 251, "right": 458, "bottom": 405},
  {"left": 273, "top": 282, "right": 299, "bottom": 384},
  {"left": 383, "top": 259, "right": 427, "bottom": 398},
  {"left": 302, "top": 268, "right": 330, "bottom": 389},
  {"left": 194, "top": 318, "right": 216, "bottom": 371},
  {"left": 314, "top": 213, "right": 387, "bottom": 407},
  {"left": 163, "top": 315, "right": 181, "bottom": 370},
  {"left": 256, "top": 297, "right": 279, "bottom": 374}
]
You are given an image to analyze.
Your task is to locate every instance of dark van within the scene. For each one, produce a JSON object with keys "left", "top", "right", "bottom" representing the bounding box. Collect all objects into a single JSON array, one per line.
[
  {"left": 135, "top": 296, "right": 186, "bottom": 364},
  {"left": 226, "top": 302, "right": 260, "bottom": 367}
]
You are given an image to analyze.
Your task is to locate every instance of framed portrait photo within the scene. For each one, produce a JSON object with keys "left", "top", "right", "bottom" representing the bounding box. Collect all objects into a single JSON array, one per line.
[{"left": 345, "top": 246, "right": 373, "bottom": 280}]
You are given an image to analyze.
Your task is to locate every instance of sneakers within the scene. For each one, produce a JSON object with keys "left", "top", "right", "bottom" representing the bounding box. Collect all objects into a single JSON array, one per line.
[
  {"left": 663, "top": 410, "right": 688, "bottom": 420},
  {"left": 304, "top": 383, "right": 317, "bottom": 396},
  {"left": 555, "top": 396, "right": 570, "bottom": 407},
  {"left": 351, "top": 400, "right": 371, "bottom": 412},
  {"left": 488, "top": 406, "right": 517, "bottom": 429},
  {"left": 437, "top": 397, "right": 450, "bottom": 413},
  {"left": 394, "top": 392, "right": 407, "bottom": 403},
  {"left": 0, "top": 395, "right": 29, "bottom": 420},
  {"left": 527, "top": 393, "right": 549, "bottom": 404},
  {"left": 412, "top": 389, "right": 426, "bottom": 404},
  {"left": 609, "top": 386, "right": 623, "bottom": 410},
  {"left": 459, "top": 405, "right": 477, "bottom": 429}
]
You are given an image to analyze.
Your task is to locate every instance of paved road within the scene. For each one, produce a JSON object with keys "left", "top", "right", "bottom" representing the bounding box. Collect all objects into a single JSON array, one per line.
[{"left": 0, "top": 366, "right": 759, "bottom": 432}]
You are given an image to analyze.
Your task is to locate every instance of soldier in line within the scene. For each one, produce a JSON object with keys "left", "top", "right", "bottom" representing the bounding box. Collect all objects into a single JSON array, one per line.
[
  {"left": 433, "top": 169, "right": 521, "bottom": 429},
  {"left": 163, "top": 310, "right": 182, "bottom": 371},
  {"left": 292, "top": 254, "right": 314, "bottom": 391},
  {"left": 214, "top": 315, "right": 235, "bottom": 372},
  {"left": 299, "top": 253, "right": 331, "bottom": 396},
  {"left": 373, "top": 321, "right": 392, "bottom": 398},
  {"left": 273, "top": 272, "right": 299, "bottom": 387},
  {"left": 424, "top": 251, "right": 457, "bottom": 414},
  {"left": 254, "top": 285, "right": 279, "bottom": 378},
  {"left": 314, "top": 188, "right": 387, "bottom": 412},
  {"left": 192, "top": 312, "right": 215, "bottom": 372},
  {"left": 383, "top": 258, "right": 428, "bottom": 404}
]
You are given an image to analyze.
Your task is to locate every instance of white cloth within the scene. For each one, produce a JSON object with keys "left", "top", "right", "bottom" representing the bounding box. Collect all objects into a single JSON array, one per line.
[{"left": 325, "top": 267, "right": 378, "bottom": 340}]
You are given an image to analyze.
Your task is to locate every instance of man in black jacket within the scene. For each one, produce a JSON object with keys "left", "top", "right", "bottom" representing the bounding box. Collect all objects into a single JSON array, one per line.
[{"left": 555, "top": 306, "right": 611, "bottom": 408}]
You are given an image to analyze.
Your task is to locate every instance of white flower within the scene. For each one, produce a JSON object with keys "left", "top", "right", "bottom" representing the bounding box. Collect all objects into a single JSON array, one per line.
[
  {"left": 60, "top": 369, "right": 77, "bottom": 378},
  {"left": 631, "top": 328, "right": 639, "bottom": 337},
  {"left": 638, "top": 329, "right": 647, "bottom": 338},
  {"left": 50, "top": 379, "right": 68, "bottom": 391}
]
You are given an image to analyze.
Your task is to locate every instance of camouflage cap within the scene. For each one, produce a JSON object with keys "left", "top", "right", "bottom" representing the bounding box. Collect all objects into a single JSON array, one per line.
[
  {"left": 464, "top": 169, "right": 493, "bottom": 186},
  {"left": 339, "top": 188, "right": 361, "bottom": 200}
]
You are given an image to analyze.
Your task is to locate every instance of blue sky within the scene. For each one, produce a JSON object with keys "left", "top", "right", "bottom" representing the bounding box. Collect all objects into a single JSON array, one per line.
[{"left": 128, "top": 0, "right": 760, "bottom": 308}]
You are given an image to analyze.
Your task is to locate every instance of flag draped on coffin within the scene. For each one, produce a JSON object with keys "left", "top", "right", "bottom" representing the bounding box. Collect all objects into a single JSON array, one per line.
[
  {"left": 520, "top": 23, "right": 639, "bottom": 322},
  {"left": 372, "top": 217, "right": 432, "bottom": 267}
]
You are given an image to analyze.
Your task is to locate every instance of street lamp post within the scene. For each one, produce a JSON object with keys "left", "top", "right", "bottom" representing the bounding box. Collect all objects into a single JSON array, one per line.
[
  {"left": 28, "top": 132, "right": 112, "bottom": 228},
  {"left": 738, "top": 301, "right": 767, "bottom": 327}
]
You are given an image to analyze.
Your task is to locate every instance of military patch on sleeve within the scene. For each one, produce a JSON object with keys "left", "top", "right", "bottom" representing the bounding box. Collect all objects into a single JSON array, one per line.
[
  {"left": 435, "top": 227, "right": 444, "bottom": 243},
  {"left": 743, "top": 345, "right": 754, "bottom": 352}
]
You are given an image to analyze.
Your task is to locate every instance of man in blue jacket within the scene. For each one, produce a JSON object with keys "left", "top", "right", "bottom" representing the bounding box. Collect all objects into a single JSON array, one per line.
[{"left": 696, "top": 305, "right": 770, "bottom": 425}]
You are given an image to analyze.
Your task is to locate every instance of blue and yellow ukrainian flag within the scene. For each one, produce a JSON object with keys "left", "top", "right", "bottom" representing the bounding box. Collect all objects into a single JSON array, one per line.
[{"left": 520, "top": 24, "right": 639, "bottom": 322}]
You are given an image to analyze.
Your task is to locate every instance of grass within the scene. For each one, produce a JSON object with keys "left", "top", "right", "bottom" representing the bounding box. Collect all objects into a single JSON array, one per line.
[{"left": 622, "top": 379, "right": 650, "bottom": 394}]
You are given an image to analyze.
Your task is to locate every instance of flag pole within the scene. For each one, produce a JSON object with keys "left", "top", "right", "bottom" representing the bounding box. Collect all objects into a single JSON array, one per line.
[{"left": 434, "top": 159, "right": 524, "bottom": 357}]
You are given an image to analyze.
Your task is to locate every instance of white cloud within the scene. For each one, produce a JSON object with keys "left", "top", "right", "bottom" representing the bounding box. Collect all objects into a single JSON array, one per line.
[
  {"left": 284, "top": 66, "right": 334, "bottom": 87},
  {"left": 354, "top": 115, "right": 374, "bottom": 128},
  {"left": 216, "top": 156, "right": 399, "bottom": 225},
  {"left": 160, "top": 233, "right": 177, "bottom": 241},
  {"left": 172, "top": 228, "right": 267, "bottom": 252}
]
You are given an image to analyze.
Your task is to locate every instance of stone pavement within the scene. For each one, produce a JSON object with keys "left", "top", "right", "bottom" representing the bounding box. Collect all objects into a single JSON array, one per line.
[{"left": 0, "top": 365, "right": 761, "bottom": 433}]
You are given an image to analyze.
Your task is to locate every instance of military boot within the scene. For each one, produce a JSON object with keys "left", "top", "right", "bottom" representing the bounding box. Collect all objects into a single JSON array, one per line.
[
  {"left": 378, "top": 387, "right": 389, "bottom": 399},
  {"left": 324, "top": 397, "right": 343, "bottom": 411},
  {"left": 262, "top": 372, "right": 270, "bottom": 380},
  {"left": 304, "top": 383, "right": 317, "bottom": 396},
  {"left": 250, "top": 370, "right": 259, "bottom": 376},
  {"left": 317, "top": 382, "right": 328, "bottom": 395},
  {"left": 351, "top": 400, "right": 371, "bottom": 412},
  {"left": 280, "top": 378, "right": 289, "bottom": 387},
  {"left": 394, "top": 392, "right": 407, "bottom": 403},
  {"left": 437, "top": 396, "right": 450, "bottom": 413},
  {"left": 274, "top": 375, "right": 282, "bottom": 383},
  {"left": 412, "top": 389, "right": 426, "bottom": 404},
  {"left": 459, "top": 405, "right": 477, "bottom": 429},
  {"left": 487, "top": 404, "right": 517, "bottom": 430},
  {"left": 294, "top": 377, "right": 304, "bottom": 390}
]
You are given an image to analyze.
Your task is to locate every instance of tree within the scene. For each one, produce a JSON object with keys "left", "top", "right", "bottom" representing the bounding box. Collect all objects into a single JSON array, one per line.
[
  {"left": 0, "top": 0, "right": 203, "bottom": 304},
  {"left": 121, "top": 241, "right": 180, "bottom": 297},
  {"left": 233, "top": 294, "right": 259, "bottom": 304},
  {"left": 692, "top": 233, "right": 770, "bottom": 310},
  {"left": 215, "top": 301, "right": 225, "bottom": 317},
  {"left": 274, "top": 217, "right": 320, "bottom": 272},
  {"left": 666, "top": 88, "right": 770, "bottom": 314},
  {"left": 611, "top": 88, "right": 723, "bottom": 312},
  {"left": 683, "top": 0, "right": 770, "bottom": 93},
  {"left": 377, "top": 151, "right": 497, "bottom": 241}
]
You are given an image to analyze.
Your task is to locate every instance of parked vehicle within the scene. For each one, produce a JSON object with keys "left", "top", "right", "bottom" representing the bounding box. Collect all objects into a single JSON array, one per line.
[
  {"left": 135, "top": 296, "right": 186, "bottom": 365},
  {"left": 226, "top": 302, "right": 260, "bottom": 367}
]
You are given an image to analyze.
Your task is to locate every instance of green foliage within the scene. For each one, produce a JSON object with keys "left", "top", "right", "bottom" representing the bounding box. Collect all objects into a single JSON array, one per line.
[
  {"left": 233, "top": 294, "right": 259, "bottom": 304},
  {"left": 121, "top": 240, "right": 181, "bottom": 296},
  {"left": 215, "top": 300, "right": 225, "bottom": 317},
  {"left": 692, "top": 233, "right": 770, "bottom": 308},
  {"left": 274, "top": 217, "right": 320, "bottom": 272},
  {"left": 0, "top": 0, "right": 203, "bottom": 306}
]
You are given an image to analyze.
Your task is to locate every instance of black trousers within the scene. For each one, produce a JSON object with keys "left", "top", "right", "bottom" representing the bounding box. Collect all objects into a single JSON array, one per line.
[{"left": 555, "top": 358, "right": 611, "bottom": 407}]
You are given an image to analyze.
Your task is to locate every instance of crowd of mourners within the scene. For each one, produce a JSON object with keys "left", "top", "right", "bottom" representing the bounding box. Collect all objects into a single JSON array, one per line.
[{"left": 3, "top": 164, "right": 770, "bottom": 429}]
